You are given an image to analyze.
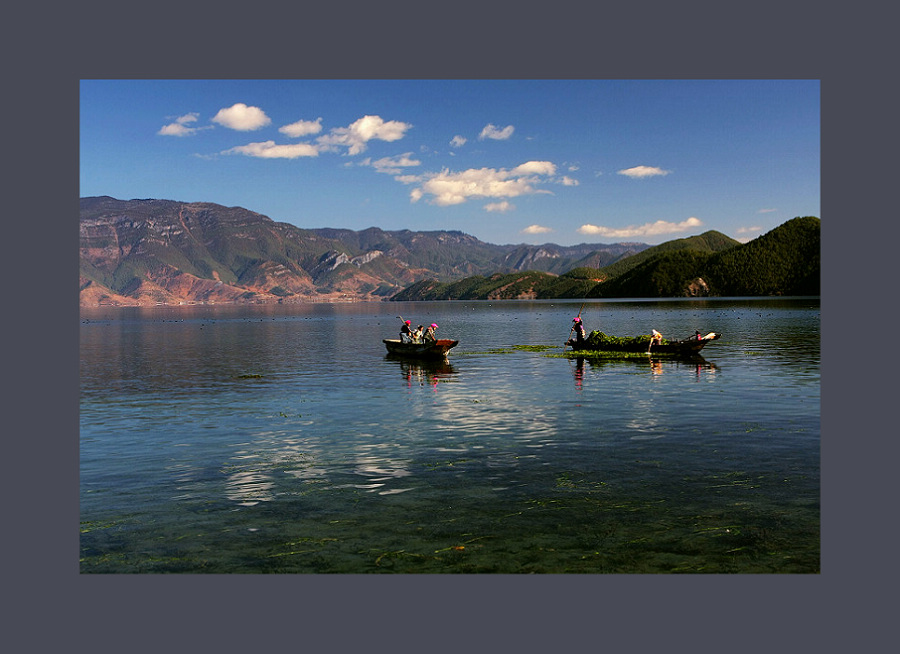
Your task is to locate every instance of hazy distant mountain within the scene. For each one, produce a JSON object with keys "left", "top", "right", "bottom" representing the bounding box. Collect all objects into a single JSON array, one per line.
[{"left": 79, "top": 196, "right": 650, "bottom": 306}]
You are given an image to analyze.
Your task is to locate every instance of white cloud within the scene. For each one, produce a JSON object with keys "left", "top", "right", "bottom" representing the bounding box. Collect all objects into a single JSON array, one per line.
[
  {"left": 223, "top": 140, "right": 320, "bottom": 159},
  {"left": 485, "top": 201, "right": 515, "bottom": 213},
  {"left": 317, "top": 115, "right": 412, "bottom": 155},
  {"left": 212, "top": 103, "right": 272, "bottom": 131},
  {"left": 617, "top": 165, "right": 671, "bottom": 179},
  {"left": 279, "top": 117, "right": 323, "bottom": 138},
  {"left": 367, "top": 152, "right": 422, "bottom": 175},
  {"left": 158, "top": 123, "right": 194, "bottom": 137},
  {"left": 511, "top": 161, "right": 556, "bottom": 176},
  {"left": 158, "top": 112, "right": 202, "bottom": 136},
  {"left": 522, "top": 224, "right": 553, "bottom": 234},
  {"left": 478, "top": 123, "right": 515, "bottom": 140},
  {"left": 578, "top": 217, "right": 703, "bottom": 239},
  {"left": 405, "top": 161, "right": 557, "bottom": 206},
  {"left": 558, "top": 175, "right": 579, "bottom": 186},
  {"left": 757, "top": 208, "right": 777, "bottom": 213},
  {"left": 735, "top": 226, "right": 763, "bottom": 243},
  {"left": 450, "top": 135, "right": 467, "bottom": 148}
]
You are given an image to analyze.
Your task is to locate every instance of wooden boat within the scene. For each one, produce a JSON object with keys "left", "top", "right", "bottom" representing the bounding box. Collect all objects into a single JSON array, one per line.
[
  {"left": 383, "top": 338, "right": 459, "bottom": 359},
  {"left": 566, "top": 330, "right": 720, "bottom": 356}
]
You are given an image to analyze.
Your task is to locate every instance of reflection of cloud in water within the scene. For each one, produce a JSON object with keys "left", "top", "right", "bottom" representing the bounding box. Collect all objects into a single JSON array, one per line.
[
  {"left": 625, "top": 396, "right": 664, "bottom": 439},
  {"left": 417, "top": 384, "right": 560, "bottom": 450},
  {"left": 629, "top": 433, "right": 666, "bottom": 441},
  {"left": 220, "top": 431, "right": 329, "bottom": 507},
  {"left": 225, "top": 469, "right": 275, "bottom": 506},
  {"left": 212, "top": 425, "right": 424, "bottom": 502},
  {"left": 340, "top": 439, "right": 415, "bottom": 495}
]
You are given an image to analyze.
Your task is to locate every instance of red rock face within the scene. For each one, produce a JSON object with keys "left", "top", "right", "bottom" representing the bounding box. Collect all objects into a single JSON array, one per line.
[
  {"left": 77, "top": 198, "right": 471, "bottom": 306},
  {"left": 78, "top": 199, "right": 402, "bottom": 306},
  {"left": 80, "top": 196, "right": 693, "bottom": 306}
]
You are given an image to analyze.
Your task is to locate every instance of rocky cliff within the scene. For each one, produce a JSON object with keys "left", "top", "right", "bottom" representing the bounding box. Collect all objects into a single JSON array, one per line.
[{"left": 79, "top": 197, "right": 648, "bottom": 307}]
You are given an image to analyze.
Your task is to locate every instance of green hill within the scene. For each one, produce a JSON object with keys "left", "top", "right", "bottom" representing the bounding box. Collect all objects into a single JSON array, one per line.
[
  {"left": 593, "top": 249, "right": 717, "bottom": 297},
  {"left": 392, "top": 218, "right": 820, "bottom": 300},
  {"left": 704, "top": 216, "right": 820, "bottom": 296},
  {"left": 391, "top": 270, "right": 560, "bottom": 301},
  {"left": 591, "top": 217, "right": 820, "bottom": 298},
  {"left": 594, "top": 230, "right": 741, "bottom": 280}
]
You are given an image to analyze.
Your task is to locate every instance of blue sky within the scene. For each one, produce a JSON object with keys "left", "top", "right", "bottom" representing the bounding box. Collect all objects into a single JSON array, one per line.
[{"left": 80, "top": 79, "right": 819, "bottom": 246}]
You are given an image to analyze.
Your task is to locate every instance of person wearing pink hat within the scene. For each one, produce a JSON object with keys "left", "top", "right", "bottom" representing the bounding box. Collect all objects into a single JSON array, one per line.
[
  {"left": 570, "top": 316, "right": 586, "bottom": 347},
  {"left": 424, "top": 323, "right": 438, "bottom": 344}
]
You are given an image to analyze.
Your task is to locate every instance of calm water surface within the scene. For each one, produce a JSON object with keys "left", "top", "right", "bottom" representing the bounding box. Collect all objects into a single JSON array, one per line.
[{"left": 80, "top": 298, "right": 820, "bottom": 573}]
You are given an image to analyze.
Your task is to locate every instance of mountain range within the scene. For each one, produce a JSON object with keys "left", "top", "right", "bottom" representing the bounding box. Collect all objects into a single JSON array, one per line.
[
  {"left": 79, "top": 197, "right": 819, "bottom": 306},
  {"left": 393, "top": 216, "right": 820, "bottom": 300},
  {"left": 79, "top": 196, "right": 649, "bottom": 306}
]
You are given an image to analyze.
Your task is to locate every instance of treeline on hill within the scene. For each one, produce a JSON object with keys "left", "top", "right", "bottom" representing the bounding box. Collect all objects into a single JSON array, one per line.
[{"left": 391, "top": 217, "right": 820, "bottom": 300}]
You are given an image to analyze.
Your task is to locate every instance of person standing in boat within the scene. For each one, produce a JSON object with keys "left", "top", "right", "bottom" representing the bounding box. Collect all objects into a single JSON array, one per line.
[
  {"left": 571, "top": 316, "right": 586, "bottom": 347},
  {"left": 400, "top": 320, "right": 414, "bottom": 343},
  {"left": 424, "top": 323, "right": 438, "bottom": 344}
]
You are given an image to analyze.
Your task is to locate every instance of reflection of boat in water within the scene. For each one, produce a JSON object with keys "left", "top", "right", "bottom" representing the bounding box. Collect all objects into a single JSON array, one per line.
[
  {"left": 386, "top": 356, "right": 457, "bottom": 388},
  {"left": 383, "top": 338, "right": 459, "bottom": 359},
  {"left": 387, "top": 357, "right": 457, "bottom": 375},
  {"left": 572, "top": 354, "right": 717, "bottom": 379},
  {"left": 566, "top": 330, "right": 720, "bottom": 356}
]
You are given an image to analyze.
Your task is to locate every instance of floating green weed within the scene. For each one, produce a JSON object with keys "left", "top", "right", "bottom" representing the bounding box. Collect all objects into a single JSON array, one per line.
[
  {"left": 556, "top": 472, "right": 578, "bottom": 489},
  {"left": 80, "top": 520, "right": 121, "bottom": 533},
  {"left": 512, "top": 344, "right": 558, "bottom": 352},
  {"left": 424, "top": 458, "right": 469, "bottom": 470},
  {"left": 268, "top": 537, "right": 339, "bottom": 558},
  {"left": 373, "top": 549, "right": 429, "bottom": 567},
  {"left": 434, "top": 535, "right": 489, "bottom": 554},
  {"left": 483, "top": 344, "right": 558, "bottom": 355}
]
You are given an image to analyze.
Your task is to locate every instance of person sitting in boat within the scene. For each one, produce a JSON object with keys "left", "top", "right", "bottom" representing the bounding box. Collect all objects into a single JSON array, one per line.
[
  {"left": 424, "top": 323, "right": 438, "bottom": 344},
  {"left": 567, "top": 316, "right": 586, "bottom": 347},
  {"left": 414, "top": 325, "right": 425, "bottom": 343},
  {"left": 400, "top": 320, "right": 414, "bottom": 343}
]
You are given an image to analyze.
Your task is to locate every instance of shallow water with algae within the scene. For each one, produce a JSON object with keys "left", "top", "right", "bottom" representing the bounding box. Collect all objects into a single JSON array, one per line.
[{"left": 80, "top": 298, "right": 819, "bottom": 573}]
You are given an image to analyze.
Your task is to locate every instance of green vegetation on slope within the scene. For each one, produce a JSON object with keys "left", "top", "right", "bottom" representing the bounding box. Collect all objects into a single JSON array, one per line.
[
  {"left": 593, "top": 230, "right": 740, "bottom": 280},
  {"left": 392, "top": 218, "right": 820, "bottom": 300},
  {"left": 703, "top": 216, "right": 820, "bottom": 296}
]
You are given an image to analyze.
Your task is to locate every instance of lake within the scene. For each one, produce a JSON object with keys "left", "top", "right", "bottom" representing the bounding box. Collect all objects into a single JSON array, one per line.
[{"left": 79, "top": 297, "right": 820, "bottom": 573}]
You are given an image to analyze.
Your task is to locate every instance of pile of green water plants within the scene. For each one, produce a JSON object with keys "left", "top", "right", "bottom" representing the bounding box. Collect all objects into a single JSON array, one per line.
[
  {"left": 547, "top": 331, "right": 674, "bottom": 359},
  {"left": 583, "top": 331, "right": 660, "bottom": 349}
]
